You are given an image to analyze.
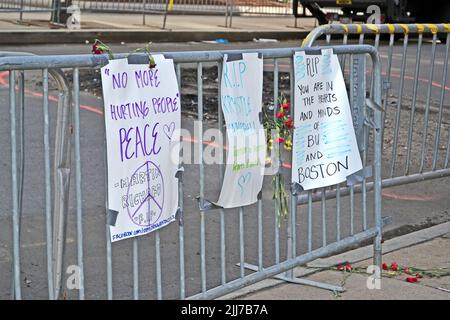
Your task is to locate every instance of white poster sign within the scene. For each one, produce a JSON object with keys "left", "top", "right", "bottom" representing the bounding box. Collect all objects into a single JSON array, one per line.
[
  {"left": 101, "top": 56, "right": 180, "bottom": 242},
  {"left": 292, "top": 49, "right": 362, "bottom": 190},
  {"left": 215, "top": 53, "right": 266, "bottom": 208}
]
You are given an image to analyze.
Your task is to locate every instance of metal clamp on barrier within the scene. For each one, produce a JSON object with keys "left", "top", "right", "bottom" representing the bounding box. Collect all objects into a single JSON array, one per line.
[
  {"left": 175, "top": 207, "right": 184, "bottom": 226},
  {"left": 197, "top": 197, "right": 221, "bottom": 212},
  {"left": 127, "top": 53, "right": 150, "bottom": 65},
  {"left": 366, "top": 98, "right": 384, "bottom": 114},
  {"left": 175, "top": 166, "right": 184, "bottom": 225},
  {"left": 290, "top": 182, "right": 303, "bottom": 196},
  {"left": 347, "top": 166, "right": 373, "bottom": 186},
  {"left": 107, "top": 209, "right": 119, "bottom": 227},
  {"left": 175, "top": 166, "right": 184, "bottom": 182}
]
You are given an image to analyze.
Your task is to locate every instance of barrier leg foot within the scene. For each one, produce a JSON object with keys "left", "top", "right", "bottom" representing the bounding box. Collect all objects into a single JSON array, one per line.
[{"left": 238, "top": 262, "right": 346, "bottom": 293}]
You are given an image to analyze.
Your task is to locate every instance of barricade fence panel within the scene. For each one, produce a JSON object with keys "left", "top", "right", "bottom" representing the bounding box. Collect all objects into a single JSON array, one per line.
[
  {"left": 73, "top": 0, "right": 293, "bottom": 15},
  {"left": 302, "top": 24, "right": 450, "bottom": 189},
  {"left": 0, "top": 0, "right": 293, "bottom": 15},
  {"left": 0, "top": 44, "right": 382, "bottom": 300}
]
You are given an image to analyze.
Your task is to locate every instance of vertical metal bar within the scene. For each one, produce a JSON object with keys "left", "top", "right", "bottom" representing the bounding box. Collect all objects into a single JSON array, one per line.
[
  {"left": 445, "top": 126, "right": 450, "bottom": 168},
  {"left": 73, "top": 68, "right": 85, "bottom": 299},
  {"left": 350, "top": 185, "right": 354, "bottom": 235},
  {"left": 106, "top": 225, "right": 112, "bottom": 300},
  {"left": 103, "top": 102, "right": 113, "bottom": 300},
  {"left": 225, "top": 0, "right": 229, "bottom": 28},
  {"left": 19, "top": 0, "right": 24, "bottom": 21},
  {"left": 419, "top": 33, "right": 438, "bottom": 173},
  {"left": 362, "top": 128, "right": 368, "bottom": 231},
  {"left": 307, "top": 191, "right": 312, "bottom": 252},
  {"left": 336, "top": 184, "right": 340, "bottom": 241},
  {"left": 273, "top": 58, "right": 280, "bottom": 265},
  {"left": 175, "top": 63, "right": 186, "bottom": 299},
  {"left": 340, "top": 34, "right": 348, "bottom": 74},
  {"left": 142, "top": 0, "right": 146, "bottom": 25},
  {"left": 197, "top": 62, "right": 207, "bottom": 293},
  {"left": 370, "top": 34, "right": 380, "bottom": 97},
  {"left": 372, "top": 50, "right": 383, "bottom": 270},
  {"left": 405, "top": 33, "right": 423, "bottom": 175},
  {"left": 285, "top": 62, "right": 295, "bottom": 279},
  {"left": 178, "top": 187, "right": 185, "bottom": 298},
  {"left": 155, "top": 231, "right": 162, "bottom": 300},
  {"left": 290, "top": 192, "right": 296, "bottom": 259},
  {"left": 239, "top": 207, "right": 245, "bottom": 278},
  {"left": 374, "top": 33, "right": 380, "bottom": 49},
  {"left": 229, "top": 0, "right": 233, "bottom": 28},
  {"left": 17, "top": 70, "right": 24, "bottom": 233},
  {"left": 217, "top": 61, "right": 226, "bottom": 285},
  {"left": 289, "top": 60, "right": 296, "bottom": 265},
  {"left": 321, "top": 188, "right": 326, "bottom": 247},
  {"left": 162, "top": 0, "right": 170, "bottom": 29},
  {"left": 381, "top": 33, "right": 395, "bottom": 151},
  {"left": 42, "top": 68, "right": 54, "bottom": 300},
  {"left": 257, "top": 199, "right": 263, "bottom": 271},
  {"left": 390, "top": 33, "right": 409, "bottom": 177},
  {"left": 10, "top": 71, "right": 21, "bottom": 300},
  {"left": 358, "top": 34, "right": 365, "bottom": 44},
  {"left": 133, "top": 238, "right": 139, "bottom": 299},
  {"left": 432, "top": 34, "right": 450, "bottom": 170}
]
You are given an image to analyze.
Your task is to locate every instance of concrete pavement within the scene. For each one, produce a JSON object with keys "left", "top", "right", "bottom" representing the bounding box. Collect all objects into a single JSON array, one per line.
[{"left": 0, "top": 12, "right": 317, "bottom": 44}]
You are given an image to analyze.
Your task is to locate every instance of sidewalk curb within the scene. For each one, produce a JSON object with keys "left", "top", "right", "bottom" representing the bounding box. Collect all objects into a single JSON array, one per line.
[
  {"left": 0, "top": 30, "right": 310, "bottom": 45},
  {"left": 218, "top": 221, "right": 450, "bottom": 300}
]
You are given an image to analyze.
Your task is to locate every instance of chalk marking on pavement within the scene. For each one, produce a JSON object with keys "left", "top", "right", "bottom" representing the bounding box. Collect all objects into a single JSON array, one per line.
[
  {"left": 382, "top": 191, "right": 437, "bottom": 201},
  {"left": 21, "top": 238, "right": 75, "bottom": 249}
]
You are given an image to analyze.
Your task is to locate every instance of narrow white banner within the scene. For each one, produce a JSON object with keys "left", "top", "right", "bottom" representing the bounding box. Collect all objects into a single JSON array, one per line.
[
  {"left": 101, "top": 56, "right": 180, "bottom": 242},
  {"left": 292, "top": 49, "right": 363, "bottom": 190},
  {"left": 215, "top": 53, "right": 266, "bottom": 208}
]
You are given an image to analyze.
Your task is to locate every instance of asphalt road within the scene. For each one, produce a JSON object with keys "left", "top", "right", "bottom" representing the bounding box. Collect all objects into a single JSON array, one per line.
[{"left": 0, "top": 40, "right": 449, "bottom": 300}]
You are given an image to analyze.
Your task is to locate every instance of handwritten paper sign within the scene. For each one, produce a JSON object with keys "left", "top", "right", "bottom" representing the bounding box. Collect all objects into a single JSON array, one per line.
[
  {"left": 101, "top": 56, "right": 180, "bottom": 242},
  {"left": 291, "top": 49, "right": 362, "bottom": 190},
  {"left": 215, "top": 53, "right": 266, "bottom": 208}
]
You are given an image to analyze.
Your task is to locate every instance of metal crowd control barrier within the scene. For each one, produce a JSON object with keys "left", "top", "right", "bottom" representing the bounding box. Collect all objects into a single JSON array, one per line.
[
  {"left": 302, "top": 24, "right": 450, "bottom": 192},
  {"left": 0, "top": 0, "right": 57, "bottom": 22},
  {"left": 1, "top": 0, "right": 294, "bottom": 29},
  {"left": 72, "top": 0, "right": 293, "bottom": 15},
  {"left": 0, "top": 51, "right": 72, "bottom": 300},
  {"left": 0, "top": 44, "right": 382, "bottom": 300}
]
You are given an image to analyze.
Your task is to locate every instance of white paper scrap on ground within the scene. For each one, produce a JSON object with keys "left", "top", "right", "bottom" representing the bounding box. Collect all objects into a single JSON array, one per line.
[
  {"left": 292, "top": 49, "right": 363, "bottom": 190},
  {"left": 215, "top": 53, "right": 266, "bottom": 208},
  {"left": 101, "top": 56, "right": 180, "bottom": 242}
]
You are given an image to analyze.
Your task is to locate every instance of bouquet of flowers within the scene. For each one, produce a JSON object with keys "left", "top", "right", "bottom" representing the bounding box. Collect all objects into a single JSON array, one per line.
[{"left": 263, "top": 95, "right": 294, "bottom": 225}]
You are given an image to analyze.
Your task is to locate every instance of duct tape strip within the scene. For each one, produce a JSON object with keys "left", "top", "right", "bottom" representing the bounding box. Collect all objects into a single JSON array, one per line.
[
  {"left": 198, "top": 197, "right": 222, "bottom": 212},
  {"left": 386, "top": 24, "right": 396, "bottom": 34},
  {"left": 107, "top": 209, "right": 119, "bottom": 226},
  {"left": 444, "top": 24, "right": 450, "bottom": 33},
  {"left": 175, "top": 207, "right": 183, "bottom": 226},
  {"left": 366, "top": 24, "right": 380, "bottom": 34},
  {"left": 291, "top": 182, "right": 303, "bottom": 196},
  {"left": 305, "top": 48, "right": 323, "bottom": 55},
  {"left": 399, "top": 24, "right": 410, "bottom": 34},
  {"left": 175, "top": 166, "right": 184, "bottom": 181},
  {"left": 346, "top": 166, "right": 373, "bottom": 186},
  {"left": 127, "top": 53, "right": 150, "bottom": 65},
  {"left": 226, "top": 53, "right": 243, "bottom": 62},
  {"left": 416, "top": 24, "right": 425, "bottom": 34},
  {"left": 355, "top": 25, "right": 362, "bottom": 34},
  {"left": 425, "top": 24, "right": 438, "bottom": 34}
]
